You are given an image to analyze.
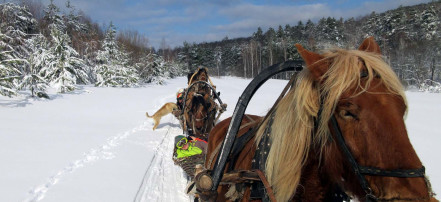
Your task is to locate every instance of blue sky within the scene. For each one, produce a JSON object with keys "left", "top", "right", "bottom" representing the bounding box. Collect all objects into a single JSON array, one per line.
[{"left": 41, "top": 0, "right": 432, "bottom": 49}]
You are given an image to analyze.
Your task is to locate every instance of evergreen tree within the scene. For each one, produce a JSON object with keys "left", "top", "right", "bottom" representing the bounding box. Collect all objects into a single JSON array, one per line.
[
  {"left": 0, "top": 31, "right": 23, "bottom": 96},
  {"left": 0, "top": 2, "right": 37, "bottom": 58},
  {"left": 41, "top": 28, "right": 88, "bottom": 93},
  {"left": 19, "top": 34, "right": 49, "bottom": 97},
  {"left": 137, "top": 52, "right": 167, "bottom": 84},
  {"left": 420, "top": 5, "right": 439, "bottom": 40},
  {"left": 43, "top": 0, "right": 66, "bottom": 32},
  {"left": 95, "top": 23, "right": 139, "bottom": 87},
  {"left": 64, "top": 0, "right": 87, "bottom": 34},
  {"left": 0, "top": 3, "right": 45, "bottom": 97}
]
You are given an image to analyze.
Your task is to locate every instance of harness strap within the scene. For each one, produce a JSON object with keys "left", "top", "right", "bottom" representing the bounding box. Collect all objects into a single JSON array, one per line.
[
  {"left": 330, "top": 116, "right": 429, "bottom": 201},
  {"left": 188, "top": 70, "right": 199, "bottom": 86},
  {"left": 359, "top": 166, "right": 425, "bottom": 178},
  {"left": 254, "top": 169, "right": 277, "bottom": 202},
  {"left": 193, "top": 137, "right": 208, "bottom": 144},
  {"left": 243, "top": 76, "right": 298, "bottom": 201},
  {"left": 251, "top": 112, "right": 275, "bottom": 201},
  {"left": 330, "top": 116, "right": 373, "bottom": 197},
  {"left": 206, "top": 115, "right": 258, "bottom": 169},
  {"left": 228, "top": 128, "right": 255, "bottom": 171},
  {"left": 207, "top": 141, "right": 223, "bottom": 169}
]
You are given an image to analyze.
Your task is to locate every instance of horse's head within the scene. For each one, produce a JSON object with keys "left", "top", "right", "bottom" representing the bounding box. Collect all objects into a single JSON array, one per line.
[
  {"left": 296, "top": 37, "right": 435, "bottom": 201},
  {"left": 188, "top": 67, "right": 209, "bottom": 85},
  {"left": 258, "top": 37, "right": 435, "bottom": 202},
  {"left": 189, "top": 95, "right": 211, "bottom": 137}
]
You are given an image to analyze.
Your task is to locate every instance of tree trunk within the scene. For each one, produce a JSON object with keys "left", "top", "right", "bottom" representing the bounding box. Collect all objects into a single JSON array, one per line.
[
  {"left": 243, "top": 51, "right": 247, "bottom": 78},
  {"left": 431, "top": 57, "right": 435, "bottom": 86},
  {"left": 269, "top": 46, "right": 273, "bottom": 66},
  {"left": 251, "top": 46, "right": 254, "bottom": 78},
  {"left": 259, "top": 45, "right": 262, "bottom": 74}
]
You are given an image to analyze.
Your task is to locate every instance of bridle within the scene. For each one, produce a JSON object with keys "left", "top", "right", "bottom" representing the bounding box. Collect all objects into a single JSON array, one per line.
[
  {"left": 324, "top": 103, "right": 434, "bottom": 201},
  {"left": 191, "top": 100, "right": 215, "bottom": 136}
]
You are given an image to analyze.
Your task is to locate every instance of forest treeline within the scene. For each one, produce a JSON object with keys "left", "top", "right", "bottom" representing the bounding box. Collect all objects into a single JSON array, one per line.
[
  {"left": 0, "top": 0, "right": 186, "bottom": 97},
  {"left": 175, "top": 1, "right": 441, "bottom": 92},
  {"left": 1, "top": 0, "right": 440, "bottom": 97}
]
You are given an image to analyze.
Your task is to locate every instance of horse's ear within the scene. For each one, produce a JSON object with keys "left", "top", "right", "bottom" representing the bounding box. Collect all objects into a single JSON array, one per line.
[
  {"left": 295, "top": 44, "right": 327, "bottom": 80},
  {"left": 358, "top": 36, "right": 381, "bottom": 55}
]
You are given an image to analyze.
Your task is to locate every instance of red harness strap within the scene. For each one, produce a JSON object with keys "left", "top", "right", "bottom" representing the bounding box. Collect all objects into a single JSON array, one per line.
[{"left": 192, "top": 137, "right": 207, "bottom": 144}]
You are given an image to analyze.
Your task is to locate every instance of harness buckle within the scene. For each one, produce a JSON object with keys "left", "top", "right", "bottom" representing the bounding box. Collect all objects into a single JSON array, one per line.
[{"left": 365, "top": 187, "right": 378, "bottom": 201}]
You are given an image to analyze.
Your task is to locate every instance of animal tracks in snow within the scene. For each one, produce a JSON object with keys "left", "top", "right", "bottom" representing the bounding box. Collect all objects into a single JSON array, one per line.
[{"left": 24, "top": 121, "right": 149, "bottom": 202}]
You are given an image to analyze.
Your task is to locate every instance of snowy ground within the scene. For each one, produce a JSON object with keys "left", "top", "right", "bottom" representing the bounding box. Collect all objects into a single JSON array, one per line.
[{"left": 0, "top": 76, "right": 440, "bottom": 202}]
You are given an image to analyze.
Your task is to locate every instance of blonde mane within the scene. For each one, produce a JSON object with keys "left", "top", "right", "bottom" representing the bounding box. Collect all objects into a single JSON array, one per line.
[{"left": 255, "top": 48, "right": 406, "bottom": 201}]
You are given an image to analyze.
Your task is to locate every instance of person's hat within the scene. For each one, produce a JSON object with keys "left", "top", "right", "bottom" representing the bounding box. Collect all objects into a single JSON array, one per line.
[{"left": 177, "top": 89, "right": 185, "bottom": 99}]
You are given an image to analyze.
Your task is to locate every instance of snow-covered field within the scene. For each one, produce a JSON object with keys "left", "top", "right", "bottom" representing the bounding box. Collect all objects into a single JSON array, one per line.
[{"left": 0, "top": 76, "right": 440, "bottom": 202}]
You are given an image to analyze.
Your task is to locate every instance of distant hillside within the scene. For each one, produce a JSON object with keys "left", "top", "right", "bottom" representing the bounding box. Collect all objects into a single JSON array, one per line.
[{"left": 175, "top": 1, "right": 441, "bottom": 92}]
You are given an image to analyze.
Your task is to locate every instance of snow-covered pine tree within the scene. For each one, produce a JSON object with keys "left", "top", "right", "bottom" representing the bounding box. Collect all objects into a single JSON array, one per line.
[
  {"left": 420, "top": 5, "right": 440, "bottom": 40},
  {"left": 41, "top": 27, "right": 89, "bottom": 93},
  {"left": 114, "top": 45, "right": 139, "bottom": 87},
  {"left": 0, "top": 2, "right": 39, "bottom": 96},
  {"left": 137, "top": 50, "right": 185, "bottom": 85},
  {"left": 64, "top": 0, "right": 87, "bottom": 34},
  {"left": 314, "top": 17, "right": 345, "bottom": 49},
  {"left": 95, "top": 23, "right": 139, "bottom": 87},
  {"left": 0, "top": 2, "right": 37, "bottom": 59},
  {"left": 146, "top": 53, "right": 166, "bottom": 84},
  {"left": 43, "top": 0, "right": 66, "bottom": 32},
  {"left": 0, "top": 31, "right": 23, "bottom": 97},
  {"left": 19, "top": 34, "right": 50, "bottom": 97}
]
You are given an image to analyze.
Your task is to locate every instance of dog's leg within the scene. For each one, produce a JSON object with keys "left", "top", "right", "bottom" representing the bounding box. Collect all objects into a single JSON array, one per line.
[{"left": 152, "top": 117, "right": 160, "bottom": 130}]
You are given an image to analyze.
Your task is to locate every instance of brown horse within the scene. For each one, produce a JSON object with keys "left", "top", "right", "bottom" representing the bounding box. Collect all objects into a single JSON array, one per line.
[
  {"left": 184, "top": 68, "right": 219, "bottom": 140},
  {"left": 204, "top": 37, "right": 437, "bottom": 201},
  {"left": 187, "top": 94, "right": 217, "bottom": 139}
]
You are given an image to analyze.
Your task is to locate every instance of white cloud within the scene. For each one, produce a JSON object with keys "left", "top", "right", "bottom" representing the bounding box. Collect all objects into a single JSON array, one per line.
[
  {"left": 35, "top": 0, "right": 434, "bottom": 49},
  {"left": 215, "top": 3, "right": 331, "bottom": 31}
]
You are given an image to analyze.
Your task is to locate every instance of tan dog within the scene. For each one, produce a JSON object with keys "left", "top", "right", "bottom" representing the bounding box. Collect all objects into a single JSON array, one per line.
[{"left": 146, "top": 102, "right": 178, "bottom": 130}]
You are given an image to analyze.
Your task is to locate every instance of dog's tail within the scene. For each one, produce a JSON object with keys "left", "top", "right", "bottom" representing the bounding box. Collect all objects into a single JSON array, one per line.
[{"left": 146, "top": 112, "right": 153, "bottom": 118}]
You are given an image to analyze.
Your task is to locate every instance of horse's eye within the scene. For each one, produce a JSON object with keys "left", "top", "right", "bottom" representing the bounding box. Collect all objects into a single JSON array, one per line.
[
  {"left": 338, "top": 102, "right": 359, "bottom": 120},
  {"left": 345, "top": 110, "right": 356, "bottom": 118},
  {"left": 339, "top": 109, "right": 358, "bottom": 120},
  {"left": 360, "top": 70, "right": 368, "bottom": 78}
]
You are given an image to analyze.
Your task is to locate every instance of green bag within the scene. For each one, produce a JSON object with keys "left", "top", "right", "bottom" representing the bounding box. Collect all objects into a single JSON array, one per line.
[{"left": 176, "top": 137, "right": 202, "bottom": 158}]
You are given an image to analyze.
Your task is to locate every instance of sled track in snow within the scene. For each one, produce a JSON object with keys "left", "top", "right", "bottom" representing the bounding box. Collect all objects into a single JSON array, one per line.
[
  {"left": 134, "top": 116, "right": 190, "bottom": 202},
  {"left": 24, "top": 121, "right": 150, "bottom": 202}
]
